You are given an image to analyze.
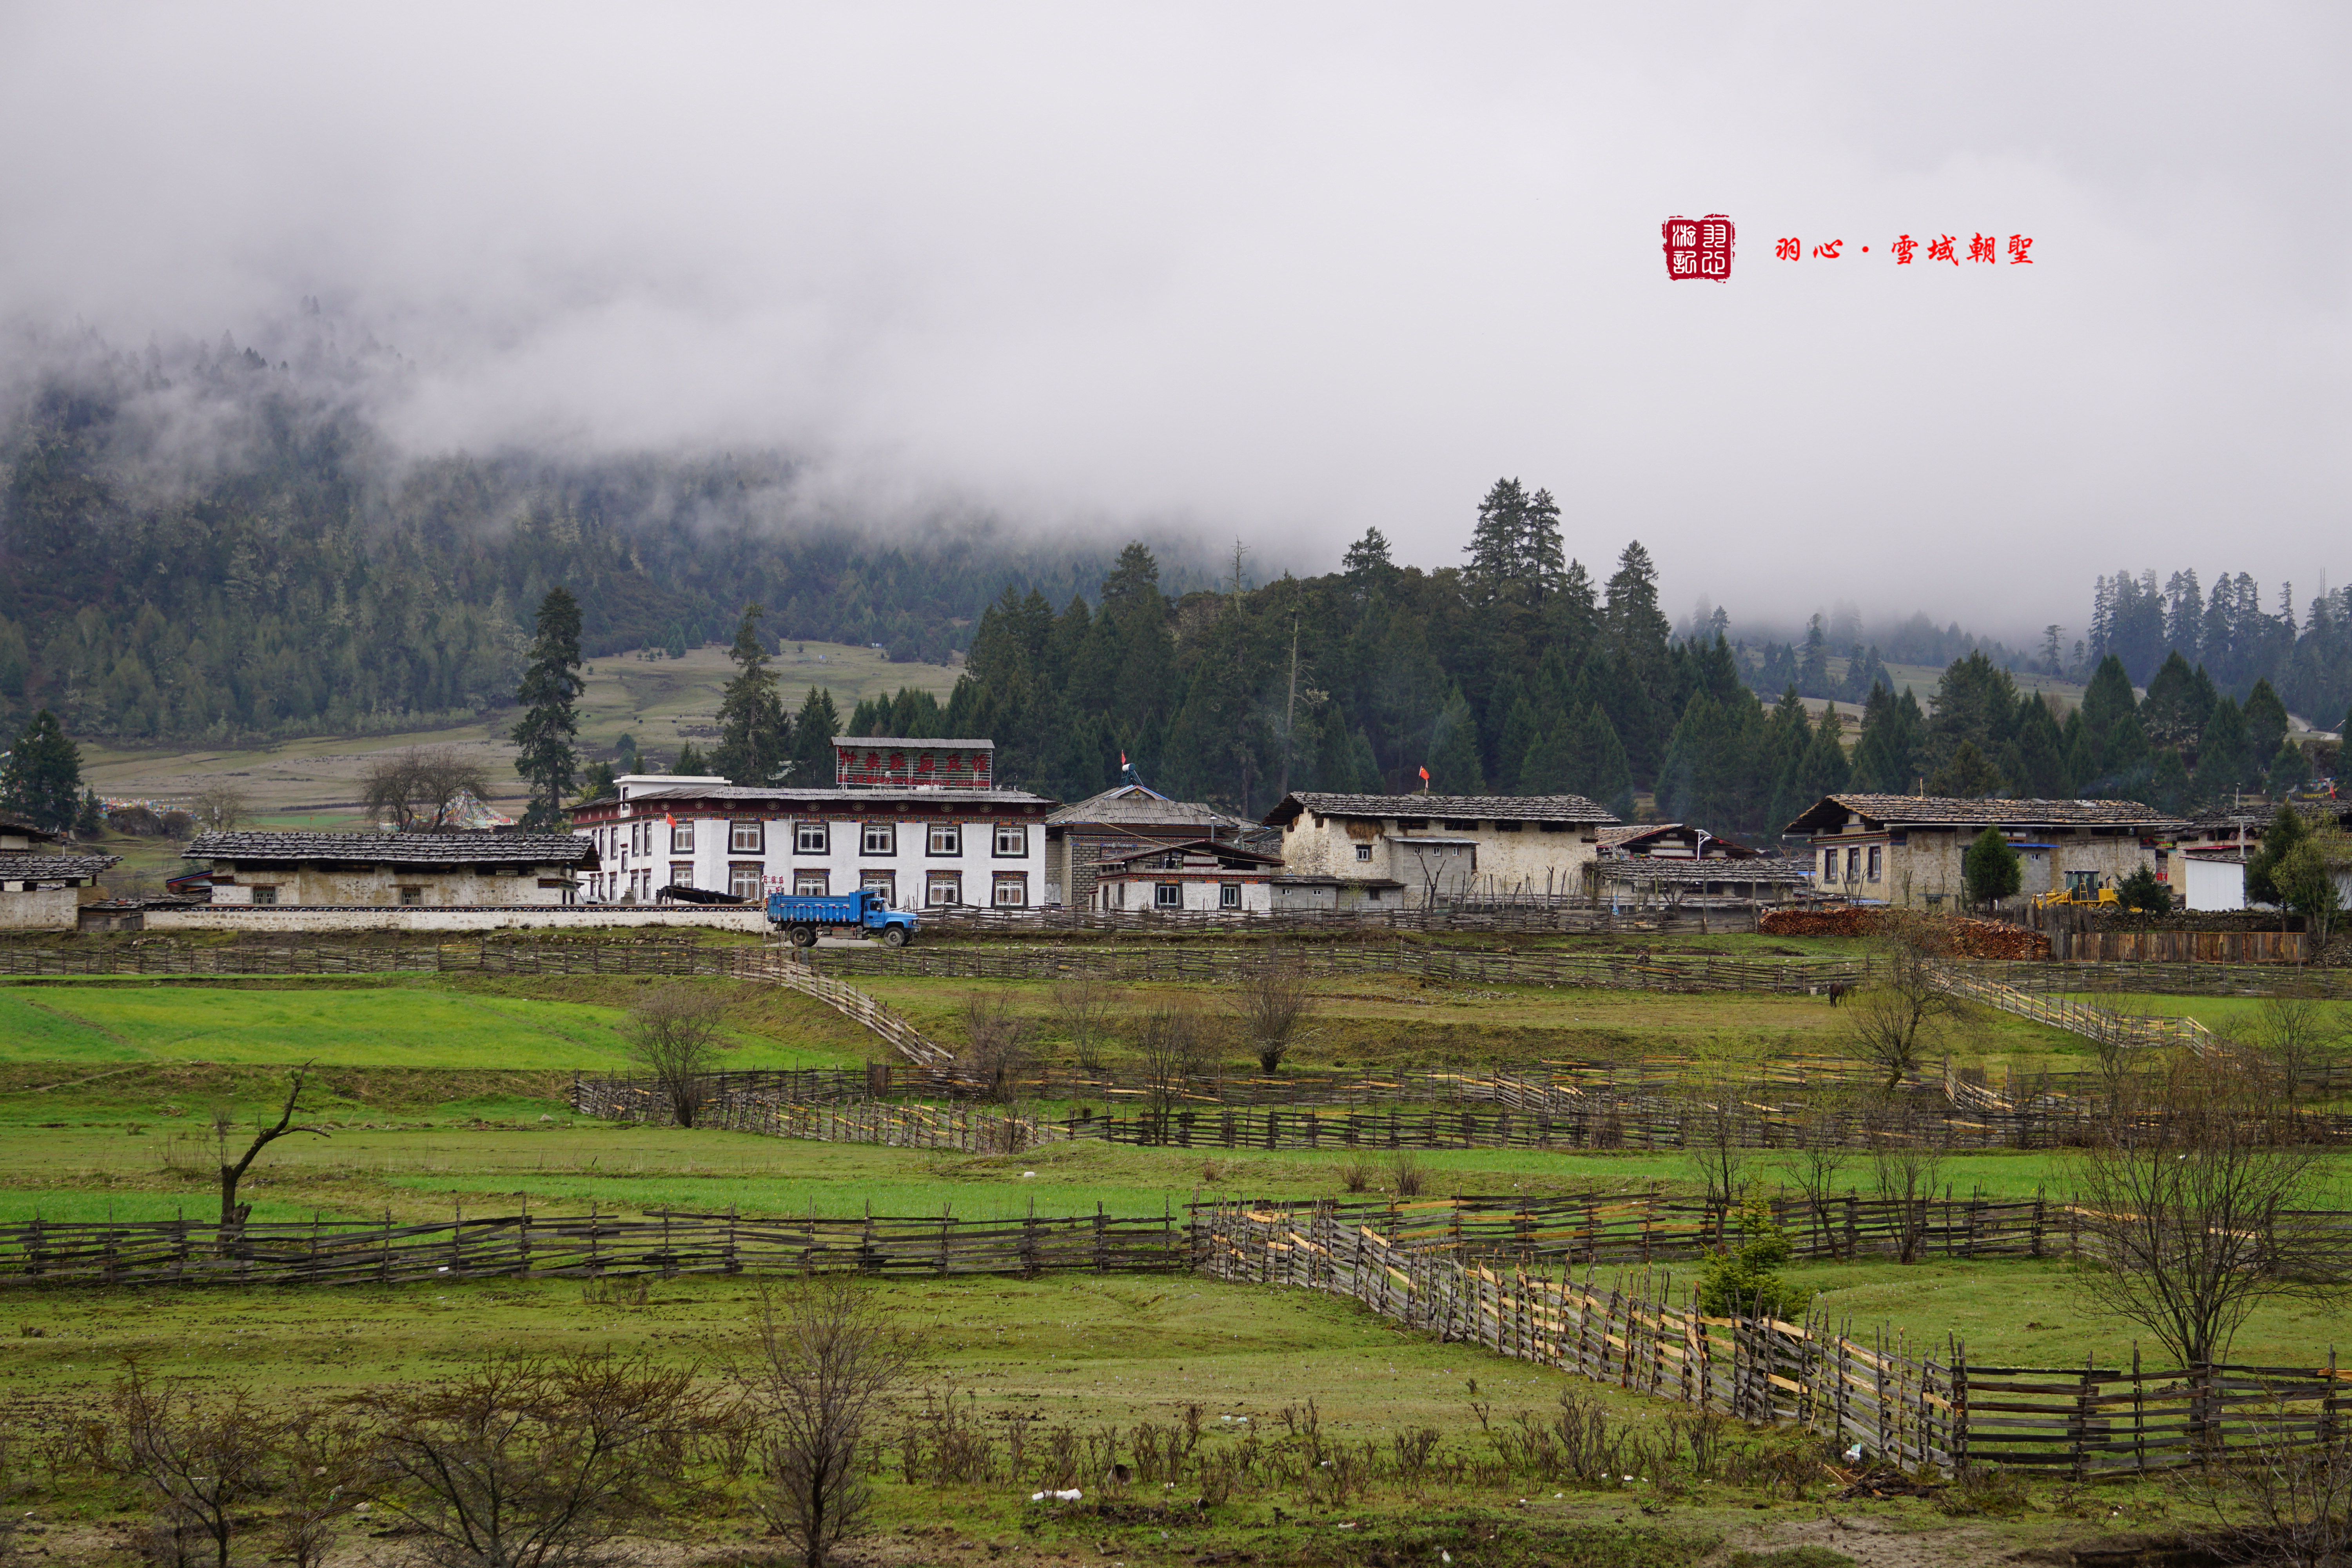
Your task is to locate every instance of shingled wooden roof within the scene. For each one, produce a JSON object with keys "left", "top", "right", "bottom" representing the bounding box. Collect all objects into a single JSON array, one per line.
[
  {"left": 0, "top": 852, "right": 120, "bottom": 880},
  {"left": 1783, "top": 794, "right": 2186, "bottom": 836},
  {"left": 1265, "top": 793, "right": 1619, "bottom": 827},
  {"left": 187, "top": 832, "right": 596, "bottom": 866}
]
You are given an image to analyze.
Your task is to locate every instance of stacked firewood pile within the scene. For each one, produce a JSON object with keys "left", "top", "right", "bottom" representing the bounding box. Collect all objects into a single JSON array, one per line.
[{"left": 1758, "top": 908, "right": 2049, "bottom": 960}]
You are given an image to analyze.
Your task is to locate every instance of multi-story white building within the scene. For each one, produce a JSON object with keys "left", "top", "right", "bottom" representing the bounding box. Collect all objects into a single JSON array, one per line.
[{"left": 567, "top": 740, "right": 1055, "bottom": 909}]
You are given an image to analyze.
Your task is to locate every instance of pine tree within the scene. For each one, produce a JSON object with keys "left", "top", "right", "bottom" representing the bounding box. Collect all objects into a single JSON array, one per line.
[
  {"left": 0, "top": 710, "right": 84, "bottom": 832},
  {"left": 1494, "top": 695, "right": 1541, "bottom": 795},
  {"left": 1426, "top": 687, "right": 1485, "bottom": 794},
  {"left": 673, "top": 741, "right": 708, "bottom": 775},
  {"left": 1793, "top": 706, "right": 1851, "bottom": 807},
  {"left": 712, "top": 604, "right": 789, "bottom": 787},
  {"left": 2242, "top": 679, "right": 2290, "bottom": 766},
  {"left": 1463, "top": 478, "right": 1528, "bottom": 601},
  {"left": 510, "top": 588, "right": 584, "bottom": 830},
  {"left": 790, "top": 687, "right": 841, "bottom": 786},
  {"left": 1577, "top": 705, "right": 1635, "bottom": 818},
  {"left": 2197, "top": 695, "right": 2249, "bottom": 794}
]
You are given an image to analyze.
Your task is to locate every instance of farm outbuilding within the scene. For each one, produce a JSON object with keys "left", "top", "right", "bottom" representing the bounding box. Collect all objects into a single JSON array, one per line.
[
  {"left": 1091, "top": 836, "right": 1284, "bottom": 913},
  {"left": 1262, "top": 792, "right": 1621, "bottom": 908},
  {"left": 189, "top": 831, "right": 598, "bottom": 907},
  {"left": 0, "top": 811, "right": 119, "bottom": 931}
]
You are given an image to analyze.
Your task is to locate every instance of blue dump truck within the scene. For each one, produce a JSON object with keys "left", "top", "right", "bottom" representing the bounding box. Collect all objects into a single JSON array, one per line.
[{"left": 764, "top": 887, "right": 919, "bottom": 948}]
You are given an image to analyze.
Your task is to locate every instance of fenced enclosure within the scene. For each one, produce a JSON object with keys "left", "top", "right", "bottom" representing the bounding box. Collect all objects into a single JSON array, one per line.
[
  {"left": 0, "top": 1203, "right": 1189, "bottom": 1287},
  {"left": 1197, "top": 1200, "right": 2350, "bottom": 1477}
]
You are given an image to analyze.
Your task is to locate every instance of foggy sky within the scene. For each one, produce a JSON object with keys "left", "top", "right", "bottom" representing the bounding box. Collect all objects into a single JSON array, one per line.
[{"left": 2, "top": 4, "right": 2345, "bottom": 641}]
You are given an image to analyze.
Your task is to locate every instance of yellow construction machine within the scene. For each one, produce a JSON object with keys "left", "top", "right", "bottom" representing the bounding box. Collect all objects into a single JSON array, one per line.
[{"left": 2034, "top": 870, "right": 2118, "bottom": 911}]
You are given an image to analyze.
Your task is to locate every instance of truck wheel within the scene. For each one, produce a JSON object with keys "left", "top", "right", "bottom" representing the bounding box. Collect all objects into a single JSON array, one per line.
[
  {"left": 788, "top": 924, "right": 816, "bottom": 948},
  {"left": 882, "top": 926, "right": 907, "bottom": 948}
]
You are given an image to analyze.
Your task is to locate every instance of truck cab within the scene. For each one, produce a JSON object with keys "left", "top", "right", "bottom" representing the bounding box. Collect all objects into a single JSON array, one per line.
[{"left": 764, "top": 887, "right": 920, "bottom": 948}]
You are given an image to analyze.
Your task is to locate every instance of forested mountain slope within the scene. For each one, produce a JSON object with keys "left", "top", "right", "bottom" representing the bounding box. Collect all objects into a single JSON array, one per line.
[{"left": 0, "top": 329, "right": 1161, "bottom": 744}]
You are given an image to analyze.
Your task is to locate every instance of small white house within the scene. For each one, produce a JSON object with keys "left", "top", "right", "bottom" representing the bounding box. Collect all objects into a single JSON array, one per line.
[
  {"left": 2179, "top": 847, "right": 2251, "bottom": 912},
  {"left": 0, "top": 811, "right": 118, "bottom": 930},
  {"left": 1092, "top": 837, "right": 1283, "bottom": 913}
]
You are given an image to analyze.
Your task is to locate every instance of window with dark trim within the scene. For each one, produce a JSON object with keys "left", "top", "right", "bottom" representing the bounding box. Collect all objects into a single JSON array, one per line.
[
  {"left": 862, "top": 822, "right": 896, "bottom": 855},
  {"left": 992, "top": 873, "right": 1027, "bottom": 907},
  {"left": 1219, "top": 882, "right": 1241, "bottom": 909},
  {"left": 927, "top": 823, "right": 962, "bottom": 856},
  {"left": 793, "top": 869, "right": 829, "bottom": 897},
  {"left": 794, "top": 820, "right": 828, "bottom": 854},
  {"left": 250, "top": 885, "right": 278, "bottom": 906},
  {"left": 728, "top": 863, "right": 763, "bottom": 901},
  {"left": 730, "top": 819, "right": 764, "bottom": 853},
  {"left": 993, "top": 822, "right": 1027, "bottom": 857},
  {"left": 926, "top": 872, "right": 962, "bottom": 906},
  {"left": 671, "top": 820, "right": 695, "bottom": 854},
  {"left": 1154, "top": 883, "right": 1182, "bottom": 909}
]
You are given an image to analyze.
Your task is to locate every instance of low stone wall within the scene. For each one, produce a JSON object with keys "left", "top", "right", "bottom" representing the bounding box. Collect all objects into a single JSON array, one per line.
[
  {"left": 0, "top": 888, "right": 81, "bottom": 931},
  {"left": 142, "top": 904, "right": 769, "bottom": 935}
]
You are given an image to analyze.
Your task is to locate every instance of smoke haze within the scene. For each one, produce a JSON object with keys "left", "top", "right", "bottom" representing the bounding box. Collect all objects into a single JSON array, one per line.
[{"left": 2, "top": 3, "right": 2344, "bottom": 633}]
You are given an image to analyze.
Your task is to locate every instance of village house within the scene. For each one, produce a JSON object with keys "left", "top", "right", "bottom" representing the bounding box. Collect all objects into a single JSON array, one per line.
[
  {"left": 2173, "top": 799, "right": 2352, "bottom": 911},
  {"left": 1043, "top": 783, "right": 1251, "bottom": 907},
  {"left": 189, "top": 831, "right": 598, "bottom": 906},
  {"left": 1261, "top": 792, "right": 1621, "bottom": 910},
  {"left": 569, "top": 739, "right": 1054, "bottom": 908},
  {"left": 1091, "top": 836, "right": 1286, "bottom": 913},
  {"left": 0, "top": 811, "right": 119, "bottom": 930},
  {"left": 1586, "top": 822, "right": 1809, "bottom": 908},
  {"left": 1781, "top": 794, "right": 2188, "bottom": 908}
]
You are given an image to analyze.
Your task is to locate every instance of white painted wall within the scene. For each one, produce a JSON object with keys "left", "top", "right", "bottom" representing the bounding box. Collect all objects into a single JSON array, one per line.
[
  {"left": 581, "top": 808, "right": 1047, "bottom": 910},
  {"left": 2181, "top": 857, "right": 2246, "bottom": 912},
  {"left": 1096, "top": 876, "right": 1272, "bottom": 913},
  {"left": 0, "top": 887, "right": 82, "bottom": 931}
]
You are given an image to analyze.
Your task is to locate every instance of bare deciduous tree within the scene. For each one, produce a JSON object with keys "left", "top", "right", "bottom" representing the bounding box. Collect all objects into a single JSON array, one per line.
[
  {"left": 2196, "top": 1401, "right": 2352, "bottom": 1568},
  {"left": 1777, "top": 1105, "right": 1854, "bottom": 1259},
  {"left": 735, "top": 1279, "right": 916, "bottom": 1568},
  {"left": 955, "top": 993, "right": 1034, "bottom": 1103},
  {"left": 1134, "top": 1008, "right": 1208, "bottom": 1143},
  {"left": 1866, "top": 1106, "right": 1947, "bottom": 1265},
  {"left": 2251, "top": 990, "right": 2341, "bottom": 1104},
  {"left": 1843, "top": 916, "right": 1956, "bottom": 1088},
  {"left": 362, "top": 746, "right": 492, "bottom": 832},
  {"left": 2071, "top": 1057, "right": 2339, "bottom": 1369},
  {"left": 271, "top": 1403, "right": 370, "bottom": 1568},
  {"left": 365, "top": 1350, "right": 701, "bottom": 1568},
  {"left": 114, "top": 1367, "right": 273, "bottom": 1568},
  {"left": 624, "top": 984, "right": 731, "bottom": 1127},
  {"left": 214, "top": 1064, "right": 328, "bottom": 1230},
  {"left": 190, "top": 782, "right": 252, "bottom": 835},
  {"left": 1051, "top": 980, "right": 1114, "bottom": 1075},
  {"left": 1228, "top": 950, "right": 1319, "bottom": 1073}
]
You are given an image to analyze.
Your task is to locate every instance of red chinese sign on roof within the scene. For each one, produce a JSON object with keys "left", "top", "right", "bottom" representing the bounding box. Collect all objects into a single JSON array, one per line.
[{"left": 1662, "top": 214, "right": 1734, "bottom": 281}]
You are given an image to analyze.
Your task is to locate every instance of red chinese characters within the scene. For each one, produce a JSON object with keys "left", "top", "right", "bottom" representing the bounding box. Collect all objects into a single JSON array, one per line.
[
  {"left": 2008, "top": 234, "right": 2034, "bottom": 263},
  {"left": 1811, "top": 239, "right": 1842, "bottom": 259},
  {"left": 1776, "top": 236, "right": 1800, "bottom": 260},
  {"left": 1662, "top": 214, "right": 1735, "bottom": 281},
  {"left": 1893, "top": 234, "right": 1917, "bottom": 265},
  {"left": 1969, "top": 232, "right": 1998, "bottom": 263},
  {"left": 1927, "top": 234, "right": 1958, "bottom": 265}
]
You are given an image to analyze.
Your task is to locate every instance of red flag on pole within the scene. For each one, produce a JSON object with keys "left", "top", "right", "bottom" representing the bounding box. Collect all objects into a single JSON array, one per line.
[{"left": 1418, "top": 766, "right": 1430, "bottom": 789}]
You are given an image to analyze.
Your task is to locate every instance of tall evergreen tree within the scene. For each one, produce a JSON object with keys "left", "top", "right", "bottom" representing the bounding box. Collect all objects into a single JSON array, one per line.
[
  {"left": 1571, "top": 704, "right": 1634, "bottom": 818},
  {"left": 1426, "top": 686, "right": 1485, "bottom": 794},
  {"left": 2242, "top": 678, "right": 2290, "bottom": 766},
  {"left": 510, "top": 587, "right": 584, "bottom": 830},
  {"left": 0, "top": 709, "right": 83, "bottom": 832},
  {"left": 1494, "top": 693, "right": 1541, "bottom": 795},
  {"left": 2197, "top": 695, "right": 2249, "bottom": 794},
  {"left": 711, "top": 604, "right": 790, "bottom": 787},
  {"left": 790, "top": 686, "right": 841, "bottom": 786},
  {"left": 1792, "top": 706, "right": 1851, "bottom": 808},
  {"left": 1849, "top": 684, "right": 1925, "bottom": 793},
  {"left": 1463, "top": 478, "right": 1529, "bottom": 602}
]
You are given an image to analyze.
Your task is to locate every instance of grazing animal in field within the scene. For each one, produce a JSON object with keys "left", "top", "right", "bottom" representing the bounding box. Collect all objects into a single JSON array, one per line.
[{"left": 1827, "top": 982, "right": 1853, "bottom": 1006}]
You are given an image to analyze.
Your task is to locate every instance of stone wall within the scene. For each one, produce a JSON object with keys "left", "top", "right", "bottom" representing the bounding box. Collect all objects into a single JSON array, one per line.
[
  {"left": 146, "top": 905, "right": 768, "bottom": 935},
  {"left": 0, "top": 887, "right": 82, "bottom": 931}
]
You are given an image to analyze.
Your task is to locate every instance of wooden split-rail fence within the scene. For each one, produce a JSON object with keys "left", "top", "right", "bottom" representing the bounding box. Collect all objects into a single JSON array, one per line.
[
  {"left": 0, "top": 1204, "right": 1187, "bottom": 1287},
  {"left": 1198, "top": 1200, "right": 2350, "bottom": 1477},
  {"left": 1926, "top": 965, "right": 2217, "bottom": 1053},
  {"left": 806, "top": 939, "right": 1871, "bottom": 996},
  {"left": 573, "top": 1076, "right": 1067, "bottom": 1154},
  {"left": 726, "top": 948, "right": 954, "bottom": 1067}
]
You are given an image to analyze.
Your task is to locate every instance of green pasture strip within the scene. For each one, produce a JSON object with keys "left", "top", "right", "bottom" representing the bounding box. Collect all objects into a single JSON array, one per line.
[
  {"left": 0, "top": 984, "right": 857, "bottom": 1072},
  {"left": 1783, "top": 1256, "right": 2350, "bottom": 1373},
  {"left": 2053, "top": 991, "right": 2352, "bottom": 1029},
  {"left": 0, "top": 1187, "right": 329, "bottom": 1224}
]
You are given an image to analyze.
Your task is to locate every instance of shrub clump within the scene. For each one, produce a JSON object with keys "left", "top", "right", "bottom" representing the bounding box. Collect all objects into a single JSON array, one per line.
[{"left": 1697, "top": 1194, "right": 1812, "bottom": 1322}]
